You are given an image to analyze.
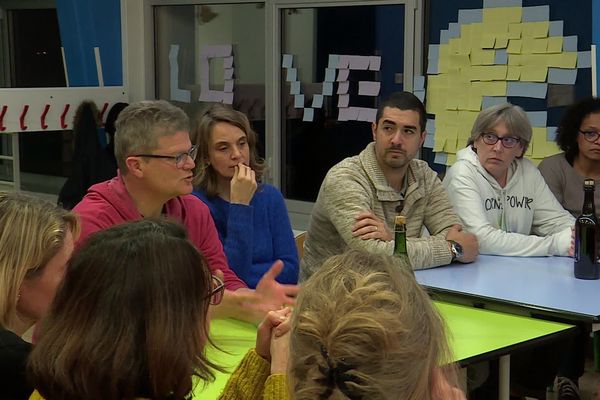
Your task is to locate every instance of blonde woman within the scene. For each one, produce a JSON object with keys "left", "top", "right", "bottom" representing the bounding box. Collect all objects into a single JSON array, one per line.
[
  {"left": 0, "top": 192, "right": 78, "bottom": 400},
  {"left": 288, "top": 250, "right": 464, "bottom": 400}
]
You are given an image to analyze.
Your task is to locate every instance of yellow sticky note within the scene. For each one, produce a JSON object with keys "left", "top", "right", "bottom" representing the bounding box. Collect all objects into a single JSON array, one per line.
[
  {"left": 547, "top": 37, "right": 563, "bottom": 53},
  {"left": 506, "top": 66, "right": 522, "bottom": 80},
  {"left": 471, "top": 49, "right": 496, "bottom": 65},
  {"left": 520, "top": 66, "right": 548, "bottom": 82},
  {"left": 481, "top": 33, "right": 496, "bottom": 49},
  {"left": 507, "top": 39, "right": 522, "bottom": 54},
  {"left": 458, "top": 110, "right": 479, "bottom": 130},
  {"left": 508, "top": 23, "right": 522, "bottom": 39},
  {"left": 543, "top": 141, "right": 562, "bottom": 157},
  {"left": 547, "top": 52, "right": 578, "bottom": 68},
  {"left": 467, "top": 91, "right": 482, "bottom": 111},
  {"left": 476, "top": 81, "right": 508, "bottom": 96},
  {"left": 444, "top": 136, "right": 458, "bottom": 153},
  {"left": 495, "top": 35, "right": 509, "bottom": 49},
  {"left": 450, "top": 54, "right": 471, "bottom": 68},
  {"left": 521, "top": 21, "right": 549, "bottom": 38},
  {"left": 532, "top": 38, "right": 548, "bottom": 54},
  {"left": 508, "top": 54, "right": 523, "bottom": 65},
  {"left": 434, "top": 134, "right": 447, "bottom": 152},
  {"left": 521, "top": 54, "right": 548, "bottom": 67},
  {"left": 531, "top": 127, "right": 548, "bottom": 158},
  {"left": 446, "top": 153, "right": 457, "bottom": 166},
  {"left": 483, "top": 7, "right": 522, "bottom": 24},
  {"left": 521, "top": 38, "right": 536, "bottom": 53},
  {"left": 480, "top": 65, "right": 508, "bottom": 81},
  {"left": 524, "top": 142, "right": 533, "bottom": 157},
  {"left": 426, "top": 87, "right": 448, "bottom": 115},
  {"left": 488, "top": 22, "right": 509, "bottom": 35}
]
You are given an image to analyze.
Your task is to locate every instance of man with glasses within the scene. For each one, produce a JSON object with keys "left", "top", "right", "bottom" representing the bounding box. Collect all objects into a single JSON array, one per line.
[
  {"left": 443, "top": 102, "right": 574, "bottom": 257},
  {"left": 73, "top": 100, "right": 298, "bottom": 322},
  {"left": 301, "top": 91, "right": 479, "bottom": 281}
]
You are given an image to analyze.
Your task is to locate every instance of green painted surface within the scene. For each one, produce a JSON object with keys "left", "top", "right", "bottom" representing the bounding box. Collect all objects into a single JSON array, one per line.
[{"left": 194, "top": 301, "right": 574, "bottom": 399}]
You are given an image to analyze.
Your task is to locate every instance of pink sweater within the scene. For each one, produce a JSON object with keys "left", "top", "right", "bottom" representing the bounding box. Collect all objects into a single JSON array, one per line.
[{"left": 73, "top": 175, "right": 247, "bottom": 290}]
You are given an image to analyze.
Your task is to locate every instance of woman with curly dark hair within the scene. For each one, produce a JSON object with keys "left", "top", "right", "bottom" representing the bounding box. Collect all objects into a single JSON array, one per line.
[{"left": 539, "top": 97, "right": 600, "bottom": 217}]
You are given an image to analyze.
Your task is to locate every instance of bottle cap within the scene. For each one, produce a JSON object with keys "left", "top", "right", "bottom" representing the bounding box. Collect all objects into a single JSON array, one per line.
[
  {"left": 584, "top": 179, "right": 595, "bottom": 189},
  {"left": 395, "top": 215, "right": 406, "bottom": 225}
]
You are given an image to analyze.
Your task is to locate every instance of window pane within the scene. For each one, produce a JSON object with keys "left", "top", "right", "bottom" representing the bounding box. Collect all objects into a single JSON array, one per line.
[
  {"left": 281, "top": 4, "right": 406, "bottom": 202},
  {"left": 154, "top": 4, "right": 266, "bottom": 156}
]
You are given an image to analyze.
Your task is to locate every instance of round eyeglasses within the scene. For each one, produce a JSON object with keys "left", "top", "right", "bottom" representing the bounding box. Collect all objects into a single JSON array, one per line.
[
  {"left": 480, "top": 133, "right": 521, "bottom": 148},
  {"left": 579, "top": 130, "right": 600, "bottom": 143},
  {"left": 207, "top": 275, "right": 225, "bottom": 306},
  {"left": 132, "top": 145, "right": 199, "bottom": 169}
]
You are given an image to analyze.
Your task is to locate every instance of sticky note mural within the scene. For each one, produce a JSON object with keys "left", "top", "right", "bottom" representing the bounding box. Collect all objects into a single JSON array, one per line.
[{"left": 425, "top": 1, "right": 592, "bottom": 166}]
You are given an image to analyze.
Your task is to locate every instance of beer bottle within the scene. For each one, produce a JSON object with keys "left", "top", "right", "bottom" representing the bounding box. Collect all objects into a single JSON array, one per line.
[
  {"left": 574, "top": 179, "right": 600, "bottom": 280},
  {"left": 393, "top": 215, "right": 407, "bottom": 256}
]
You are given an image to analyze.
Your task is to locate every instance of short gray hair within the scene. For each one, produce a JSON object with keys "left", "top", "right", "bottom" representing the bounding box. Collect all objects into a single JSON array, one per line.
[
  {"left": 469, "top": 103, "right": 532, "bottom": 154},
  {"left": 114, "top": 100, "right": 189, "bottom": 173}
]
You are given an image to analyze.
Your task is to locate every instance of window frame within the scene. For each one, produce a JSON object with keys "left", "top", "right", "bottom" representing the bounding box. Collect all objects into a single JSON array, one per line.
[{"left": 134, "top": 0, "right": 423, "bottom": 229}]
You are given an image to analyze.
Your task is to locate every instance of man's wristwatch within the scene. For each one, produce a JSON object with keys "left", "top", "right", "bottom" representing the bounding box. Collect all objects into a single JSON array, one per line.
[{"left": 448, "top": 240, "right": 463, "bottom": 261}]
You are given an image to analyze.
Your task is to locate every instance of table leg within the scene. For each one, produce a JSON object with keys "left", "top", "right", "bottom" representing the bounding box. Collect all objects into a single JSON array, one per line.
[{"left": 499, "top": 355, "right": 510, "bottom": 400}]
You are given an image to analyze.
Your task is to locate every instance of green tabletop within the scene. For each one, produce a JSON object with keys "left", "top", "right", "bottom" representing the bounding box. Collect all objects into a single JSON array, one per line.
[
  {"left": 437, "top": 301, "right": 574, "bottom": 365},
  {"left": 194, "top": 301, "right": 574, "bottom": 399}
]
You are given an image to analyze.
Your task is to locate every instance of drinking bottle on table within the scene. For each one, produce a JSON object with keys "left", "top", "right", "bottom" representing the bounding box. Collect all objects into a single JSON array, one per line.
[{"left": 574, "top": 179, "right": 600, "bottom": 280}]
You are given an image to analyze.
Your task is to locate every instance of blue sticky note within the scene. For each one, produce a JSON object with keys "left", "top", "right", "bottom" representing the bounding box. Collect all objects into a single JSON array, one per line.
[
  {"left": 328, "top": 54, "right": 339, "bottom": 68},
  {"left": 578, "top": 51, "right": 592, "bottom": 68},
  {"left": 525, "top": 111, "right": 547, "bottom": 127},
  {"left": 549, "top": 21, "right": 564, "bottom": 37},
  {"left": 434, "top": 152, "right": 448, "bottom": 165},
  {"left": 448, "top": 23, "right": 460, "bottom": 39},
  {"left": 290, "top": 81, "right": 301, "bottom": 95},
  {"left": 282, "top": 54, "right": 293, "bottom": 68},
  {"left": 547, "top": 126, "right": 557, "bottom": 141},
  {"left": 507, "top": 82, "right": 547, "bottom": 98},
  {"left": 414, "top": 76, "right": 425, "bottom": 91},
  {"left": 547, "top": 68, "right": 577, "bottom": 85},
  {"left": 324, "top": 68, "right": 336, "bottom": 82},
  {"left": 294, "top": 94, "right": 305, "bottom": 108},
  {"left": 302, "top": 108, "right": 314, "bottom": 122},
  {"left": 429, "top": 45, "right": 440, "bottom": 60},
  {"left": 322, "top": 82, "right": 333, "bottom": 96},
  {"left": 426, "top": 118, "right": 436, "bottom": 133},
  {"left": 440, "top": 30, "right": 450, "bottom": 44},
  {"left": 522, "top": 5, "right": 549, "bottom": 22},
  {"left": 427, "top": 59, "right": 439, "bottom": 74},
  {"left": 563, "top": 36, "right": 578, "bottom": 52},
  {"left": 458, "top": 9, "right": 483, "bottom": 24},
  {"left": 286, "top": 68, "right": 297, "bottom": 82},
  {"left": 414, "top": 90, "right": 425, "bottom": 102},
  {"left": 495, "top": 49, "right": 508, "bottom": 65},
  {"left": 312, "top": 94, "right": 324, "bottom": 108},
  {"left": 424, "top": 134, "right": 435, "bottom": 149},
  {"left": 482, "top": 96, "right": 508, "bottom": 109}
]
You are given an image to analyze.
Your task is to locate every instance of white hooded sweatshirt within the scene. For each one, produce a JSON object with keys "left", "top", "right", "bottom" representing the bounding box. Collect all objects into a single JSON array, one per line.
[{"left": 443, "top": 146, "right": 574, "bottom": 256}]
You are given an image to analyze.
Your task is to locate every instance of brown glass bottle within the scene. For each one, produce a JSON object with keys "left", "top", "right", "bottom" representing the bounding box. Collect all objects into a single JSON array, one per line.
[{"left": 574, "top": 179, "right": 600, "bottom": 280}]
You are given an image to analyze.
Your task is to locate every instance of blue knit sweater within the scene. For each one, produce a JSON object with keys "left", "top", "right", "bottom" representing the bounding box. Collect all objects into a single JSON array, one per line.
[{"left": 192, "top": 184, "right": 299, "bottom": 288}]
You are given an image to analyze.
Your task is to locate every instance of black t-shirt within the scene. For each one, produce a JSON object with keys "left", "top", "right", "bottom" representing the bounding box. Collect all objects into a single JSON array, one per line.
[{"left": 0, "top": 329, "right": 32, "bottom": 400}]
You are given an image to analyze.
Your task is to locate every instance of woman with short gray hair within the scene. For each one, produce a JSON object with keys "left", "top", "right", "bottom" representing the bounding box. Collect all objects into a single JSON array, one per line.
[{"left": 442, "top": 103, "right": 574, "bottom": 257}]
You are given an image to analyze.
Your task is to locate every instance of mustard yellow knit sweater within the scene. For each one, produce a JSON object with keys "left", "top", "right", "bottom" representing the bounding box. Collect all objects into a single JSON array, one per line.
[{"left": 29, "top": 349, "right": 288, "bottom": 400}]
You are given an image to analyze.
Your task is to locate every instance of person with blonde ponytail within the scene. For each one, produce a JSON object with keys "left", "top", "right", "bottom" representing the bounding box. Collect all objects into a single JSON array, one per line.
[
  {"left": 0, "top": 192, "right": 78, "bottom": 400},
  {"left": 288, "top": 249, "right": 464, "bottom": 400}
]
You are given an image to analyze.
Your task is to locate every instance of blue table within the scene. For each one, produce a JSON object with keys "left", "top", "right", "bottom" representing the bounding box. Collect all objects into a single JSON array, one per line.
[{"left": 415, "top": 255, "right": 600, "bottom": 321}]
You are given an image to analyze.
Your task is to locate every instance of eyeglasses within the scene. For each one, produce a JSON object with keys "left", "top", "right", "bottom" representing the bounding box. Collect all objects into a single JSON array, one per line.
[
  {"left": 480, "top": 133, "right": 521, "bottom": 148},
  {"left": 207, "top": 275, "right": 225, "bottom": 305},
  {"left": 132, "top": 145, "right": 199, "bottom": 169},
  {"left": 579, "top": 130, "right": 600, "bottom": 143}
]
